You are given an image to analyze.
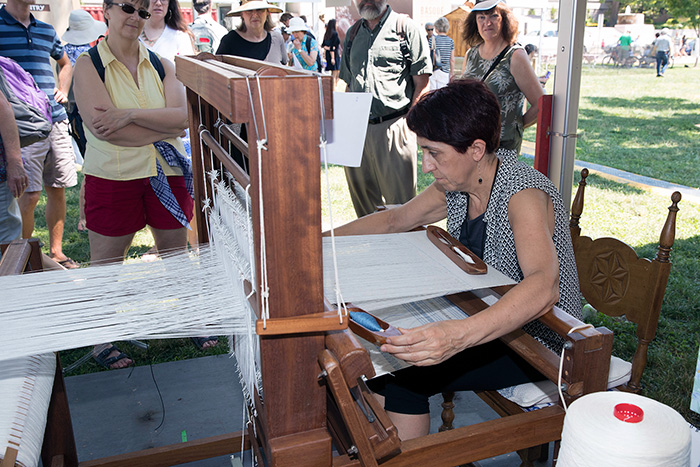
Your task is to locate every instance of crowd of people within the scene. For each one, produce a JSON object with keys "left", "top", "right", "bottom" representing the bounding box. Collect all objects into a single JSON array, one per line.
[{"left": 0, "top": 0, "right": 645, "bottom": 443}]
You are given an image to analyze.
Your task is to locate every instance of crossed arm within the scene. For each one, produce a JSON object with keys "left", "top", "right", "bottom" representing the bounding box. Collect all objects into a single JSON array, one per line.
[{"left": 74, "top": 55, "right": 188, "bottom": 148}]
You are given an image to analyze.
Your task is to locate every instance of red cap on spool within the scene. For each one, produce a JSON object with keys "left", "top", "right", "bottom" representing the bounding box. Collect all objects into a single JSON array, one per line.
[{"left": 614, "top": 403, "right": 644, "bottom": 423}]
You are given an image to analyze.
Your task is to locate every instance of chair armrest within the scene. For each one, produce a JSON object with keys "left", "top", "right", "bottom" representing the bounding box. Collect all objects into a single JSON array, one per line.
[{"left": 447, "top": 289, "right": 613, "bottom": 402}]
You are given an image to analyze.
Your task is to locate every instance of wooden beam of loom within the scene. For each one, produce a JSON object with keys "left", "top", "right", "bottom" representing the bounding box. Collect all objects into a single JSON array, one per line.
[{"left": 177, "top": 53, "right": 338, "bottom": 465}]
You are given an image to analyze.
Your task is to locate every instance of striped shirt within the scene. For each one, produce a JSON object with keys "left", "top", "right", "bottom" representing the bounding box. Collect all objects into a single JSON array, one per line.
[
  {"left": 0, "top": 6, "right": 67, "bottom": 122},
  {"left": 434, "top": 34, "right": 454, "bottom": 74}
]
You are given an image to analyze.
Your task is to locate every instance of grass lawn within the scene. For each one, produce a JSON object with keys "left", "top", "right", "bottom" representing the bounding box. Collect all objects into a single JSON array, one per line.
[{"left": 25, "top": 65, "right": 700, "bottom": 427}]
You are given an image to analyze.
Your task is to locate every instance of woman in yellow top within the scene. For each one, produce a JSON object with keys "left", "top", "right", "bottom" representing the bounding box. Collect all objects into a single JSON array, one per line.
[{"left": 74, "top": 0, "right": 215, "bottom": 368}]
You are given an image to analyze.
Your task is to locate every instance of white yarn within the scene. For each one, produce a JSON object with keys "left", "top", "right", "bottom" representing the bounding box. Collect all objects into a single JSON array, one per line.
[
  {"left": 318, "top": 76, "right": 347, "bottom": 323},
  {"left": 322, "top": 232, "right": 516, "bottom": 311},
  {"left": 0, "top": 248, "right": 250, "bottom": 362},
  {"left": 558, "top": 391, "right": 691, "bottom": 466},
  {"left": 0, "top": 354, "right": 55, "bottom": 467}
]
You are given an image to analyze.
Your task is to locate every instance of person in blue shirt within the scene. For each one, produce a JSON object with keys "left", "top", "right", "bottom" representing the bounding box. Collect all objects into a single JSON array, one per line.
[
  {"left": 0, "top": 0, "right": 79, "bottom": 268},
  {"left": 286, "top": 16, "right": 319, "bottom": 71}
]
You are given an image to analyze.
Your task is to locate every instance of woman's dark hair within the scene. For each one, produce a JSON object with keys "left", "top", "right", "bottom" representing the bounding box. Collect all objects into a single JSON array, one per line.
[
  {"left": 524, "top": 43, "right": 537, "bottom": 56},
  {"left": 463, "top": 3, "right": 519, "bottom": 47},
  {"left": 406, "top": 79, "right": 501, "bottom": 154},
  {"left": 103, "top": 0, "right": 150, "bottom": 27},
  {"left": 164, "top": 0, "right": 189, "bottom": 33},
  {"left": 237, "top": 10, "right": 275, "bottom": 32},
  {"left": 323, "top": 19, "right": 337, "bottom": 43}
]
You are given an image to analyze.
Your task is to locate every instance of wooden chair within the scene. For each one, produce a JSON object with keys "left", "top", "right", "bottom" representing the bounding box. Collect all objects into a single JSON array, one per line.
[
  {"left": 440, "top": 169, "right": 682, "bottom": 465},
  {"left": 569, "top": 168, "right": 680, "bottom": 393}
]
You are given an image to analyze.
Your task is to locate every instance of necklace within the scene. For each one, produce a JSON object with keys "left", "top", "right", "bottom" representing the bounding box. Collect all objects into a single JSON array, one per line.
[{"left": 141, "top": 26, "right": 163, "bottom": 45}]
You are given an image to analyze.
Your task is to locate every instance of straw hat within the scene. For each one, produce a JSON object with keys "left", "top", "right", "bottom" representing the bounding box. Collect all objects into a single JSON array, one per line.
[
  {"left": 61, "top": 10, "right": 107, "bottom": 46},
  {"left": 226, "top": 0, "right": 283, "bottom": 17}
]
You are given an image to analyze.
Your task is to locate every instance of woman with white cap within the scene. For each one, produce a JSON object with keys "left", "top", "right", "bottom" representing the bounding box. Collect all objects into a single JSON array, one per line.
[
  {"left": 461, "top": 0, "right": 542, "bottom": 153},
  {"left": 62, "top": 10, "right": 108, "bottom": 66},
  {"left": 62, "top": 10, "right": 108, "bottom": 231},
  {"left": 216, "top": 0, "right": 287, "bottom": 66},
  {"left": 286, "top": 16, "right": 319, "bottom": 72}
]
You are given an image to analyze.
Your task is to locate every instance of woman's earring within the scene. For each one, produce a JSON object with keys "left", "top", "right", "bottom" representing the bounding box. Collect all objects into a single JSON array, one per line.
[{"left": 478, "top": 161, "right": 483, "bottom": 184}]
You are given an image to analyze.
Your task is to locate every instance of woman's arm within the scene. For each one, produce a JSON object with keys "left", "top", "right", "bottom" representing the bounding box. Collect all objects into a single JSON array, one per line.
[
  {"left": 297, "top": 38, "right": 318, "bottom": 67},
  {"left": 91, "top": 58, "right": 187, "bottom": 137},
  {"left": 381, "top": 188, "right": 560, "bottom": 366},
  {"left": 328, "top": 182, "right": 447, "bottom": 236},
  {"left": 510, "top": 48, "right": 544, "bottom": 129},
  {"left": 74, "top": 55, "right": 185, "bottom": 147},
  {"left": 0, "top": 92, "right": 27, "bottom": 197},
  {"left": 449, "top": 49, "right": 455, "bottom": 80}
]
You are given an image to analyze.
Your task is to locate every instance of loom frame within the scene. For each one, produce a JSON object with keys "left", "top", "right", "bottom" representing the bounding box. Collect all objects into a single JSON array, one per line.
[{"left": 2, "top": 55, "right": 613, "bottom": 467}]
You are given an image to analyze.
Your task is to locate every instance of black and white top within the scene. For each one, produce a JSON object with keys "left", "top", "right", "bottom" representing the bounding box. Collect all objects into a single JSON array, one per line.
[{"left": 445, "top": 149, "right": 582, "bottom": 350}]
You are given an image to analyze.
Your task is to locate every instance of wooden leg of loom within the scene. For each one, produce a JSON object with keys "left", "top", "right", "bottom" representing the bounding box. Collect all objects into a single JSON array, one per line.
[
  {"left": 41, "top": 354, "right": 78, "bottom": 467},
  {"left": 1, "top": 447, "right": 18, "bottom": 467}
]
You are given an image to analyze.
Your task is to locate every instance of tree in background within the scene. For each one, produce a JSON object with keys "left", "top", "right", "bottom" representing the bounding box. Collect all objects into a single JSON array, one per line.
[
  {"left": 626, "top": 0, "right": 669, "bottom": 24},
  {"left": 664, "top": 0, "right": 700, "bottom": 39}
]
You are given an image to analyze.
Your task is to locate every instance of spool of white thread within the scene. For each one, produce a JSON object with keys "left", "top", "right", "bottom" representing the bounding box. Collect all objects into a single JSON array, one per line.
[{"left": 558, "top": 391, "right": 691, "bottom": 466}]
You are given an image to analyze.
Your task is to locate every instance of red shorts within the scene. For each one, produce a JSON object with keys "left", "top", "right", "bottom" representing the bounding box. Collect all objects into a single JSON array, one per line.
[{"left": 85, "top": 175, "right": 194, "bottom": 237}]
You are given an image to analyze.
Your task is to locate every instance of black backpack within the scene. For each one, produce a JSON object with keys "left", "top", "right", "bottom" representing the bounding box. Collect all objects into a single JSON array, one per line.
[
  {"left": 303, "top": 32, "right": 323, "bottom": 72},
  {"left": 88, "top": 45, "right": 165, "bottom": 83}
]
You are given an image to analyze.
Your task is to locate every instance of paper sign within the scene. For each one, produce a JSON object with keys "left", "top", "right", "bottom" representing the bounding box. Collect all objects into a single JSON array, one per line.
[{"left": 322, "top": 92, "right": 372, "bottom": 167}]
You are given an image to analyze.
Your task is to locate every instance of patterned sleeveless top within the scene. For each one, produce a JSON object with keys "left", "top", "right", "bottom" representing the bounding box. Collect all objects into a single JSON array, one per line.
[
  {"left": 462, "top": 44, "right": 525, "bottom": 153},
  {"left": 445, "top": 149, "right": 582, "bottom": 350}
]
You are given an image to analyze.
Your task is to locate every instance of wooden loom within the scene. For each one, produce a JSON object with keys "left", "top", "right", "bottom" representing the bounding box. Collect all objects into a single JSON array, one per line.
[
  {"left": 174, "top": 55, "right": 614, "bottom": 466},
  {"left": 3, "top": 54, "right": 613, "bottom": 466}
]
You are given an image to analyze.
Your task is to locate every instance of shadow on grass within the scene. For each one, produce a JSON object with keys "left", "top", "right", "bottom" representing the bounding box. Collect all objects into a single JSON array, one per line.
[{"left": 576, "top": 96, "right": 700, "bottom": 187}]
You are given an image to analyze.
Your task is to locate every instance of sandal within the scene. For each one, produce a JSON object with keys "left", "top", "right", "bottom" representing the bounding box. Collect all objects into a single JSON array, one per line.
[
  {"left": 54, "top": 257, "right": 80, "bottom": 269},
  {"left": 191, "top": 336, "right": 218, "bottom": 351},
  {"left": 93, "top": 345, "right": 132, "bottom": 369}
]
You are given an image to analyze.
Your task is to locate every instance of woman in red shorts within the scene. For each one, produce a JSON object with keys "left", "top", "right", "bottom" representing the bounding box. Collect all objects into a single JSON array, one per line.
[{"left": 74, "top": 0, "right": 215, "bottom": 369}]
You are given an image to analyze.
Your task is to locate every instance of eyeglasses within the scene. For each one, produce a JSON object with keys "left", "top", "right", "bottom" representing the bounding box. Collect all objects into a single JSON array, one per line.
[
  {"left": 426, "top": 28, "right": 434, "bottom": 31},
  {"left": 113, "top": 3, "right": 151, "bottom": 20}
]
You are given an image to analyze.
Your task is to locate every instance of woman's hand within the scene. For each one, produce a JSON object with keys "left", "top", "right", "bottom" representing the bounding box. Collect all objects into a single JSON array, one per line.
[
  {"left": 92, "top": 106, "right": 132, "bottom": 137},
  {"left": 293, "top": 38, "right": 302, "bottom": 50},
  {"left": 6, "top": 158, "right": 28, "bottom": 198},
  {"left": 380, "top": 320, "right": 470, "bottom": 366}
]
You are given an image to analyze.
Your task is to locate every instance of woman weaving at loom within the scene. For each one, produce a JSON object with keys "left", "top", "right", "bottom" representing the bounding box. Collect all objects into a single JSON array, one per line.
[
  {"left": 333, "top": 79, "right": 581, "bottom": 439},
  {"left": 73, "top": 0, "right": 216, "bottom": 368}
]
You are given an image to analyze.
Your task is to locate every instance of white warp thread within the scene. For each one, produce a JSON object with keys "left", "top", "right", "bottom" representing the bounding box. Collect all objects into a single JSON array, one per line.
[
  {"left": 0, "top": 248, "right": 249, "bottom": 362},
  {"left": 1, "top": 233, "right": 513, "bottom": 363},
  {"left": 0, "top": 354, "right": 55, "bottom": 467},
  {"left": 322, "top": 231, "right": 515, "bottom": 311},
  {"left": 558, "top": 392, "right": 691, "bottom": 466}
]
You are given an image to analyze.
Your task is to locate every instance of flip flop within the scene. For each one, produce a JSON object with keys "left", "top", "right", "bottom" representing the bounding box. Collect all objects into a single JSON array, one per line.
[
  {"left": 191, "top": 336, "right": 219, "bottom": 350},
  {"left": 93, "top": 345, "right": 132, "bottom": 369}
]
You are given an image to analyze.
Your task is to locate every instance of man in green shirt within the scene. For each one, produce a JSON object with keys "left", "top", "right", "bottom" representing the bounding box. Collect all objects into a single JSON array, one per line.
[
  {"left": 339, "top": 0, "right": 431, "bottom": 218},
  {"left": 618, "top": 30, "right": 632, "bottom": 61}
]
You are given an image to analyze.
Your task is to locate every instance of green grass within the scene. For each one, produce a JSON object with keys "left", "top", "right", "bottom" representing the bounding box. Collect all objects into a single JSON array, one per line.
[{"left": 27, "top": 65, "right": 700, "bottom": 426}]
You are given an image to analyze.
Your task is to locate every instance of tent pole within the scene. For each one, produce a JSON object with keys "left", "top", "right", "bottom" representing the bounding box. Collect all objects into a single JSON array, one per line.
[{"left": 549, "top": 0, "right": 587, "bottom": 211}]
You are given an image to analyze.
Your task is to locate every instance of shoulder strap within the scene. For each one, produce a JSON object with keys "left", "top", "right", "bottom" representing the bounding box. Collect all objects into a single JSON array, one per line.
[
  {"left": 88, "top": 45, "right": 106, "bottom": 83},
  {"left": 481, "top": 45, "right": 511, "bottom": 82},
  {"left": 88, "top": 46, "right": 165, "bottom": 83},
  {"left": 148, "top": 49, "right": 166, "bottom": 82},
  {"left": 345, "top": 20, "right": 362, "bottom": 58}
]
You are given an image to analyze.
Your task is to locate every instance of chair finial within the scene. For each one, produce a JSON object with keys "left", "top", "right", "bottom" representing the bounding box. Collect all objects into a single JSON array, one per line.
[{"left": 655, "top": 191, "right": 681, "bottom": 263}]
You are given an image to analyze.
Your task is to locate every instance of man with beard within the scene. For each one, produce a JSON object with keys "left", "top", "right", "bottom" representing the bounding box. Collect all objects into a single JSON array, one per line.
[{"left": 339, "top": 0, "right": 431, "bottom": 218}]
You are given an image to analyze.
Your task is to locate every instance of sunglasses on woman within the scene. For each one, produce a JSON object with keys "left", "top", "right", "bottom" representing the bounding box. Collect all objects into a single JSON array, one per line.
[{"left": 114, "top": 2, "right": 152, "bottom": 20}]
